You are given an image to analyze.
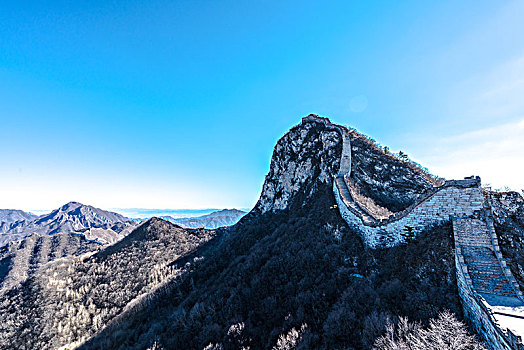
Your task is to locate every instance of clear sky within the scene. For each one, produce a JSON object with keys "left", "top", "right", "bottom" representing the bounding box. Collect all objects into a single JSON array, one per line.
[{"left": 1, "top": 0, "right": 524, "bottom": 211}]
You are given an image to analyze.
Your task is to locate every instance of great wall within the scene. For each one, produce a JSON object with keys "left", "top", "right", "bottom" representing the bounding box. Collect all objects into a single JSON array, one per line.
[{"left": 302, "top": 115, "right": 524, "bottom": 350}]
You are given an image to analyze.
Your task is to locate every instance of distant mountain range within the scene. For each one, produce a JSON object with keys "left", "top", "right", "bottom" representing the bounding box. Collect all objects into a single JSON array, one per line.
[
  {"left": 0, "top": 209, "right": 37, "bottom": 224},
  {"left": 0, "top": 209, "right": 38, "bottom": 236},
  {"left": 0, "top": 202, "right": 136, "bottom": 247},
  {"left": 0, "top": 203, "right": 244, "bottom": 296},
  {"left": 112, "top": 208, "right": 233, "bottom": 219},
  {"left": 0, "top": 204, "right": 247, "bottom": 248},
  {"left": 160, "top": 209, "right": 246, "bottom": 229}
]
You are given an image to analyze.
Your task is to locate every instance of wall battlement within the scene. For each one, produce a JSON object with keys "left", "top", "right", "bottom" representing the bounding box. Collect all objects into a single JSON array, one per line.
[{"left": 334, "top": 177, "right": 484, "bottom": 247}]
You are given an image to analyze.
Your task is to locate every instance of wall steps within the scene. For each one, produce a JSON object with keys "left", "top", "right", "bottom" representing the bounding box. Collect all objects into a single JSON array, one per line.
[
  {"left": 453, "top": 216, "right": 524, "bottom": 349},
  {"left": 454, "top": 218, "right": 520, "bottom": 299}
]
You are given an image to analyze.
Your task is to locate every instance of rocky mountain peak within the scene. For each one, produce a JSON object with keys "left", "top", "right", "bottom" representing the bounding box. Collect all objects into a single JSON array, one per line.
[
  {"left": 1, "top": 202, "right": 135, "bottom": 247},
  {"left": 35, "top": 201, "right": 128, "bottom": 227},
  {"left": 253, "top": 114, "right": 440, "bottom": 214},
  {"left": 254, "top": 115, "right": 344, "bottom": 213}
]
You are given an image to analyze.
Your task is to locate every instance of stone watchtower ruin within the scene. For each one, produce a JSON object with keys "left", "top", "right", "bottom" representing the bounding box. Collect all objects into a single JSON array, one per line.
[{"left": 302, "top": 115, "right": 524, "bottom": 350}]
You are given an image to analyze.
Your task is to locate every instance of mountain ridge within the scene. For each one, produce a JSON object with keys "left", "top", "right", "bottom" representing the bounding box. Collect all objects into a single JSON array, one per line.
[
  {"left": 161, "top": 208, "right": 246, "bottom": 229},
  {"left": 79, "top": 115, "right": 474, "bottom": 349},
  {"left": 1, "top": 115, "right": 520, "bottom": 349},
  {"left": 0, "top": 201, "right": 136, "bottom": 247}
]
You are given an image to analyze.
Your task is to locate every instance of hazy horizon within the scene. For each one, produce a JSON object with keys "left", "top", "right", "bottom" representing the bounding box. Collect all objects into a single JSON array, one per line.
[{"left": 25, "top": 206, "right": 250, "bottom": 219}]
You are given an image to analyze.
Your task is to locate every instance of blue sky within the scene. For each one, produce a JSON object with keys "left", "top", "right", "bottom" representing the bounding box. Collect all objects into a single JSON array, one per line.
[{"left": 1, "top": 0, "right": 524, "bottom": 211}]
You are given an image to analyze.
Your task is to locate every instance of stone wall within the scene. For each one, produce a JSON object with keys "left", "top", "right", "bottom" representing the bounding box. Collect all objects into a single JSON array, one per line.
[
  {"left": 455, "top": 246, "right": 524, "bottom": 350},
  {"left": 315, "top": 114, "right": 523, "bottom": 348},
  {"left": 334, "top": 179, "right": 484, "bottom": 248}
]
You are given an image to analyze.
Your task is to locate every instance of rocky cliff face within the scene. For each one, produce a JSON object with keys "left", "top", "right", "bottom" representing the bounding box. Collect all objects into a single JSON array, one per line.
[{"left": 254, "top": 116, "right": 343, "bottom": 213}]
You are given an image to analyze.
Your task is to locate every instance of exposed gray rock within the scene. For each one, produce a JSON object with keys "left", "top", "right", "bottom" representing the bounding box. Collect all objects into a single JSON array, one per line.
[
  {"left": 253, "top": 114, "right": 439, "bottom": 216},
  {"left": 254, "top": 116, "right": 343, "bottom": 213}
]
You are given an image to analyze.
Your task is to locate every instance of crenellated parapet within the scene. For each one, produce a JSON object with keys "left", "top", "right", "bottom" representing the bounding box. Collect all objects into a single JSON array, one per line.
[{"left": 334, "top": 176, "right": 484, "bottom": 248}]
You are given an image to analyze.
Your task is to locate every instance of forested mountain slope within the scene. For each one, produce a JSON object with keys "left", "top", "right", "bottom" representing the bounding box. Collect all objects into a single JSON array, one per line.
[
  {"left": 0, "top": 232, "right": 101, "bottom": 292},
  {"left": 0, "top": 219, "right": 218, "bottom": 350},
  {"left": 81, "top": 117, "right": 466, "bottom": 349},
  {"left": 0, "top": 116, "right": 495, "bottom": 349}
]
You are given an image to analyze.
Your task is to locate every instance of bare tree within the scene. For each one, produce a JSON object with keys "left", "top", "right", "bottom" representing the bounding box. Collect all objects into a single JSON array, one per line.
[{"left": 373, "top": 311, "right": 486, "bottom": 350}]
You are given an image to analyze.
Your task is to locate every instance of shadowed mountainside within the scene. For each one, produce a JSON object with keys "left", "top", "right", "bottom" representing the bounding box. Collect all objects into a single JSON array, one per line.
[
  {"left": 0, "top": 116, "right": 493, "bottom": 349},
  {"left": 0, "top": 218, "right": 219, "bottom": 350},
  {"left": 80, "top": 117, "right": 468, "bottom": 349}
]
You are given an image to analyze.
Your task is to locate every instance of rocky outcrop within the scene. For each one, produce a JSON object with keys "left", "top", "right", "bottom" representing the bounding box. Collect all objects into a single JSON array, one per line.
[
  {"left": 253, "top": 114, "right": 440, "bottom": 219},
  {"left": 254, "top": 115, "right": 344, "bottom": 213}
]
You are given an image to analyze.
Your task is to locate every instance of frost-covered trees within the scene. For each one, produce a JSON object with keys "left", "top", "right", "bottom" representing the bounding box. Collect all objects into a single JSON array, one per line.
[{"left": 373, "top": 311, "right": 486, "bottom": 350}]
